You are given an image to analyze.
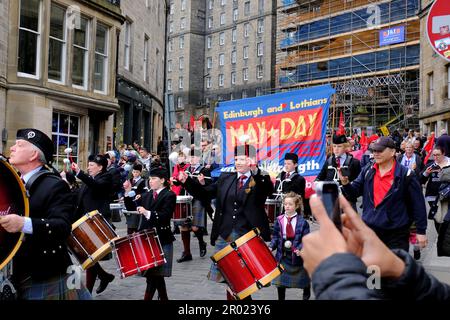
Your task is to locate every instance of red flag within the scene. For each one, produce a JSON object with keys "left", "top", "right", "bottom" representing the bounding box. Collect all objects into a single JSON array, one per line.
[
  {"left": 189, "top": 115, "right": 195, "bottom": 132},
  {"left": 337, "top": 111, "right": 345, "bottom": 135},
  {"left": 423, "top": 133, "right": 436, "bottom": 163},
  {"left": 360, "top": 130, "right": 368, "bottom": 152}
]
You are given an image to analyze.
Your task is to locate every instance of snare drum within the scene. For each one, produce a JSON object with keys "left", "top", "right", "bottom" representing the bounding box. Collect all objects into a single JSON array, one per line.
[
  {"left": 67, "top": 210, "right": 119, "bottom": 269},
  {"left": 113, "top": 229, "right": 166, "bottom": 278},
  {"left": 0, "top": 158, "right": 29, "bottom": 271},
  {"left": 211, "top": 228, "right": 284, "bottom": 300},
  {"left": 173, "top": 196, "right": 193, "bottom": 221},
  {"left": 109, "top": 203, "right": 124, "bottom": 223},
  {"left": 265, "top": 198, "right": 282, "bottom": 224}
]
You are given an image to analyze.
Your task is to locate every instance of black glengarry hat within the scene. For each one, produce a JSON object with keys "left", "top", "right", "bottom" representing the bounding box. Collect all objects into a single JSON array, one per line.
[
  {"left": 284, "top": 152, "right": 298, "bottom": 163},
  {"left": 16, "top": 128, "right": 54, "bottom": 164},
  {"left": 234, "top": 144, "right": 257, "bottom": 158},
  {"left": 149, "top": 166, "right": 168, "bottom": 179},
  {"left": 332, "top": 134, "right": 347, "bottom": 144}
]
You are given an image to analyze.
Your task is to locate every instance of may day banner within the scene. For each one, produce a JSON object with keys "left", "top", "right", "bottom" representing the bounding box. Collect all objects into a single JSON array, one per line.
[{"left": 215, "top": 84, "right": 335, "bottom": 197}]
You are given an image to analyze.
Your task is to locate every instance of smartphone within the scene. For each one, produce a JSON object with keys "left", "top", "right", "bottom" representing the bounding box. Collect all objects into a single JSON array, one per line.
[{"left": 314, "top": 181, "right": 342, "bottom": 231}]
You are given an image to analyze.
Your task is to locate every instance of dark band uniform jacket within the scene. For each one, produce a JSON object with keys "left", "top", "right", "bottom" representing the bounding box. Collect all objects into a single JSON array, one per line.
[
  {"left": 316, "top": 153, "right": 361, "bottom": 183},
  {"left": 274, "top": 171, "right": 306, "bottom": 199},
  {"left": 75, "top": 170, "right": 113, "bottom": 221},
  {"left": 13, "top": 169, "right": 73, "bottom": 282},
  {"left": 187, "top": 163, "right": 214, "bottom": 216},
  {"left": 183, "top": 168, "right": 274, "bottom": 245},
  {"left": 137, "top": 187, "right": 176, "bottom": 245}
]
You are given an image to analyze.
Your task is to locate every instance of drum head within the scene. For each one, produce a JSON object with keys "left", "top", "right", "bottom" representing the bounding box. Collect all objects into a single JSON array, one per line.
[{"left": 0, "top": 160, "right": 29, "bottom": 270}]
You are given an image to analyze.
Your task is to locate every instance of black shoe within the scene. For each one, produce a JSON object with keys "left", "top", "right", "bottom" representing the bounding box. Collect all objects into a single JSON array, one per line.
[
  {"left": 177, "top": 253, "right": 193, "bottom": 263},
  {"left": 414, "top": 249, "right": 421, "bottom": 260},
  {"left": 199, "top": 241, "right": 207, "bottom": 257},
  {"left": 303, "top": 287, "right": 311, "bottom": 300},
  {"left": 96, "top": 274, "right": 115, "bottom": 294}
]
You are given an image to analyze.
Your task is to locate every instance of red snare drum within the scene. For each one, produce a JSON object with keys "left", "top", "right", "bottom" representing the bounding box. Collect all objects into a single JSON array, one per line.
[
  {"left": 265, "top": 198, "right": 282, "bottom": 224},
  {"left": 173, "top": 196, "right": 192, "bottom": 221},
  {"left": 113, "top": 229, "right": 166, "bottom": 278},
  {"left": 211, "top": 228, "right": 284, "bottom": 300}
]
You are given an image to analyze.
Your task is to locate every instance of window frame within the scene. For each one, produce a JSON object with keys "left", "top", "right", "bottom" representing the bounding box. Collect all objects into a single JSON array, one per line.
[
  {"left": 94, "top": 22, "right": 109, "bottom": 94},
  {"left": 48, "top": 3, "right": 67, "bottom": 84},
  {"left": 72, "top": 15, "right": 90, "bottom": 90}
]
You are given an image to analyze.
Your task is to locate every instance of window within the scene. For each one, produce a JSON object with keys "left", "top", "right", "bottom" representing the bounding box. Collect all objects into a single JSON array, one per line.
[
  {"left": 257, "top": 18, "right": 264, "bottom": 33},
  {"left": 72, "top": 16, "right": 89, "bottom": 89},
  {"left": 208, "top": 16, "right": 213, "bottom": 29},
  {"left": 170, "top": 3, "right": 174, "bottom": 15},
  {"left": 232, "top": 28, "right": 237, "bottom": 42},
  {"left": 177, "top": 96, "right": 183, "bottom": 109},
  {"left": 168, "top": 39, "right": 173, "bottom": 52},
  {"left": 231, "top": 50, "right": 236, "bottom": 64},
  {"left": 233, "top": 8, "right": 238, "bottom": 22},
  {"left": 48, "top": 3, "right": 66, "bottom": 83},
  {"left": 244, "top": 1, "right": 250, "bottom": 16},
  {"left": 257, "top": 65, "right": 263, "bottom": 78},
  {"left": 242, "top": 89, "right": 248, "bottom": 98},
  {"left": 243, "top": 68, "right": 248, "bottom": 81},
  {"left": 179, "top": 76, "right": 184, "bottom": 89},
  {"left": 219, "top": 32, "right": 225, "bottom": 45},
  {"left": 208, "top": 0, "right": 213, "bottom": 10},
  {"left": 18, "top": 0, "right": 42, "bottom": 78},
  {"left": 243, "top": 46, "right": 248, "bottom": 59},
  {"left": 52, "top": 112, "right": 80, "bottom": 170},
  {"left": 220, "top": 13, "right": 225, "bottom": 25},
  {"left": 179, "top": 35, "right": 184, "bottom": 49},
  {"left": 179, "top": 57, "right": 184, "bottom": 70},
  {"left": 181, "top": 0, "right": 186, "bottom": 11},
  {"left": 257, "top": 42, "right": 263, "bottom": 56},
  {"left": 206, "top": 76, "right": 211, "bottom": 89},
  {"left": 258, "top": 0, "right": 264, "bottom": 13},
  {"left": 180, "top": 17, "right": 186, "bottom": 29},
  {"left": 94, "top": 23, "right": 109, "bottom": 93},
  {"left": 167, "top": 79, "right": 172, "bottom": 91},
  {"left": 219, "top": 53, "right": 225, "bottom": 66},
  {"left": 207, "top": 36, "right": 212, "bottom": 49},
  {"left": 230, "top": 92, "right": 234, "bottom": 100},
  {"left": 144, "top": 35, "right": 149, "bottom": 82},
  {"left": 207, "top": 56, "right": 212, "bottom": 69},
  {"left": 244, "top": 23, "right": 250, "bottom": 37},
  {"left": 221, "top": 0, "right": 226, "bottom": 6},
  {"left": 256, "top": 88, "right": 262, "bottom": 96},
  {"left": 124, "top": 21, "right": 132, "bottom": 70},
  {"left": 219, "top": 74, "right": 224, "bottom": 87},
  {"left": 169, "top": 22, "right": 173, "bottom": 33},
  {"left": 168, "top": 60, "right": 172, "bottom": 72},
  {"left": 429, "top": 72, "right": 434, "bottom": 106},
  {"left": 231, "top": 71, "right": 236, "bottom": 85}
]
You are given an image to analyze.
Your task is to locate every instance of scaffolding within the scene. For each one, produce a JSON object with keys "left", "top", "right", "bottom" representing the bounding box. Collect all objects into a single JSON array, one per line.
[{"left": 275, "top": 0, "right": 421, "bottom": 132}]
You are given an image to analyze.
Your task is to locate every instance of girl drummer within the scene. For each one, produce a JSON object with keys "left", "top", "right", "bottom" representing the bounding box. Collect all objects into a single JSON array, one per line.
[{"left": 270, "top": 192, "right": 311, "bottom": 300}]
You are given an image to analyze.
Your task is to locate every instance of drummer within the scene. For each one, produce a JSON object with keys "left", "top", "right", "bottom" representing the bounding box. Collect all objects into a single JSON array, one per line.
[
  {"left": 176, "top": 147, "right": 211, "bottom": 263},
  {"left": 273, "top": 153, "right": 310, "bottom": 218},
  {"left": 0, "top": 128, "right": 90, "bottom": 300},
  {"left": 178, "top": 143, "right": 274, "bottom": 300},
  {"left": 136, "top": 166, "right": 176, "bottom": 300},
  {"left": 123, "top": 163, "right": 147, "bottom": 234}
]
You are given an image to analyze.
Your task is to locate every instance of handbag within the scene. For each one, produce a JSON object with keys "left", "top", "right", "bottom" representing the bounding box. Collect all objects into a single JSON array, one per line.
[{"left": 439, "top": 183, "right": 450, "bottom": 201}]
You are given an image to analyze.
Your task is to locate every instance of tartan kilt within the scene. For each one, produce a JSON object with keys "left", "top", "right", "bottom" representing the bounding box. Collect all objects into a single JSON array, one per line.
[
  {"left": 142, "top": 242, "right": 173, "bottom": 278},
  {"left": 18, "top": 274, "right": 92, "bottom": 300},
  {"left": 271, "top": 255, "right": 310, "bottom": 289},
  {"left": 191, "top": 199, "right": 206, "bottom": 228},
  {"left": 207, "top": 230, "right": 241, "bottom": 283}
]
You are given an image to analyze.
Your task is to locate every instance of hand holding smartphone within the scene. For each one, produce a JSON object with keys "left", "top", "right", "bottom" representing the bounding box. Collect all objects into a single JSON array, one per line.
[{"left": 314, "top": 181, "right": 342, "bottom": 231}]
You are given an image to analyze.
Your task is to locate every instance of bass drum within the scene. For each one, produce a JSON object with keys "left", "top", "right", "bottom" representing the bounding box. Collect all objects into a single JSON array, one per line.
[{"left": 0, "top": 157, "right": 29, "bottom": 270}]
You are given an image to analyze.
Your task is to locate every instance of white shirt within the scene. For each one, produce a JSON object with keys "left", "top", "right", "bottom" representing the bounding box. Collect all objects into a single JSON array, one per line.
[
  {"left": 22, "top": 166, "right": 43, "bottom": 234},
  {"left": 335, "top": 153, "right": 347, "bottom": 166},
  {"left": 282, "top": 213, "right": 297, "bottom": 240},
  {"left": 237, "top": 171, "right": 251, "bottom": 187}
]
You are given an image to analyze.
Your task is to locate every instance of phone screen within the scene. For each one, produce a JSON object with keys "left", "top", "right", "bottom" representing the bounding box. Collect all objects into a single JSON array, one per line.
[{"left": 316, "top": 182, "right": 342, "bottom": 231}]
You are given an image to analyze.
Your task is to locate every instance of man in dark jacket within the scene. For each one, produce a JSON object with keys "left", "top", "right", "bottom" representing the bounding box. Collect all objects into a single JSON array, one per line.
[
  {"left": 340, "top": 137, "right": 428, "bottom": 251},
  {"left": 178, "top": 144, "right": 274, "bottom": 300},
  {"left": 300, "top": 194, "right": 450, "bottom": 300},
  {"left": 1, "top": 128, "right": 90, "bottom": 300}
]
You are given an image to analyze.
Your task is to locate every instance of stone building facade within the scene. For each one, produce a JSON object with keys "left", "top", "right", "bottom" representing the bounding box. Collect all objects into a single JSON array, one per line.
[{"left": 2, "top": 0, "right": 125, "bottom": 169}]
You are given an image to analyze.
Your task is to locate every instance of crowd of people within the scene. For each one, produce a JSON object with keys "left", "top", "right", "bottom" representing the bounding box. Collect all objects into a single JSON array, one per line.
[{"left": 1, "top": 125, "right": 450, "bottom": 301}]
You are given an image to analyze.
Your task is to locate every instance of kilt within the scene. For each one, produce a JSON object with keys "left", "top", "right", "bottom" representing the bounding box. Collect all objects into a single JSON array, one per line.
[
  {"left": 142, "top": 242, "right": 173, "bottom": 278},
  {"left": 125, "top": 213, "right": 140, "bottom": 229},
  {"left": 173, "top": 199, "right": 205, "bottom": 229},
  {"left": 271, "top": 255, "right": 310, "bottom": 289},
  {"left": 17, "top": 274, "right": 92, "bottom": 300},
  {"left": 207, "top": 230, "right": 241, "bottom": 283}
]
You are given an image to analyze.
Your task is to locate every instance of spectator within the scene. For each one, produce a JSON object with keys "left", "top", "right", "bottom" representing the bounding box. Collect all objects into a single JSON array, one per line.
[
  {"left": 139, "top": 147, "right": 152, "bottom": 172},
  {"left": 299, "top": 194, "right": 450, "bottom": 300},
  {"left": 397, "top": 142, "right": 423, "bottom": 176},
  {"left": 340, "top": 137, "right": 428, "bottom": 252},
  {"left": 436, "top": 129, "right": 450, "bottom": 157}
]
